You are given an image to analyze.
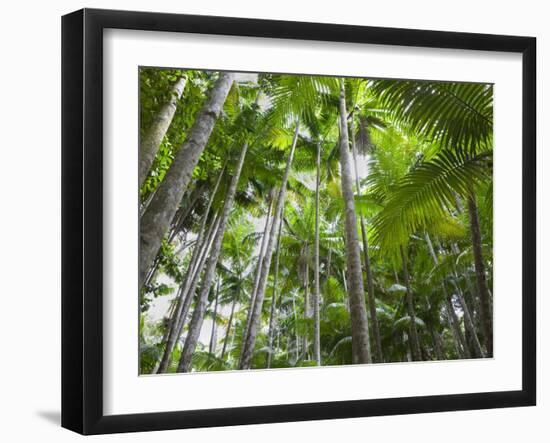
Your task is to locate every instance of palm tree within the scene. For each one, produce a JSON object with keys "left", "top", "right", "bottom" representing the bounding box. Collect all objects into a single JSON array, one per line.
[
  {"left": 140, "top": 72, "right": 235, "bottom": 287},
  {"left": 178, "top": 135, "right": 251, "bottom": 372},
  {"left": 239, "top": 121, "right": 300, "bottom": 369},
  {"left": 338, "top": 80, "right": 371, "bottom": 364},
  {"left": 139, "top": 69, "right": 494, "bottom": 373},
  {"left": 139, "top": 74, "right": 187, "bottom": 186}
]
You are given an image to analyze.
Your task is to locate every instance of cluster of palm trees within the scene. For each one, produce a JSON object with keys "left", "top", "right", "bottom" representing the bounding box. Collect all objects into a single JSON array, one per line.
[{"left": 138, "top": 68, "right": 493, "bottom": 373}]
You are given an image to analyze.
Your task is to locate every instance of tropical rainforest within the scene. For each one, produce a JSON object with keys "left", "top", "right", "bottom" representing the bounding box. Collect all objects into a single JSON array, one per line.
[{"left": 139, "top": 68, "right": 493, "bottom": 374}]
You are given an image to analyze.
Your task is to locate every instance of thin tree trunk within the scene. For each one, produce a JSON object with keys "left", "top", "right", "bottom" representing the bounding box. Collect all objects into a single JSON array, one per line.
[
  {"left": 400, "top": 245, "right": 422, "bottom": 361},
  {"left": 450, "top": 279, "right": 485, "bottom": 358},
  {"left": 467, "top": 193, "right": 493, "bottom": 356},
  {"left": 338, "top": 82, "right": 371, "bottom": 365},
  {"left": 140, "top": 72, "right": 235, "bottom": 287},
  {"left": 156, "top": 212, "right": 221, "bottom": 373},
  {"left": 451, "top": 242, "right": 483, "bottom": 332},
  {"left": 304, "top": 243, "right": 310, "bottom": 317},
  {"left": 139, "top": 75, "right": 188, "bottom": 187},
  {"left": 267, "top": 220, "right": 283, "bottom": 368},
  {"left": 156, "top": 164, "right": 225, "bottom": 373},
  {"left": 221, "top": 297, "right": 237, "bottom": 360},
  {"left": 173, "top": 213, "right": 221, "bottom": 337},
  {"left": 429, "top": 326, "right": 445, "bottom": 360},
  {"left": 424, "top": 233, "right": 468, "bottom": 360},
  {"left": 302, "top": 243, "right": 310, "bottom": 359},
  {"left": 242, "top": 196, "right": 273, "bottom": 347},
  {"left": 445, "top": 293, "right": 469, "bottom": 358},
  {"left": 341, "top": 269, "right": 350, "bottom": 312},
  {"left": 239, "top": 121, "right": 300, "bottom": 369},
  {"left": 350, "top": 117, "right": 383, "bottom": 363},
  {"left": 177, "top": 138, "right": 249, "bottom": 372},
  {"left": 313, "top": 141, "right": 321, "bottom": 366},
  {"left": 293, "top": 297, "right": 300, "bottom": 363},
  {"left": 209, "top": 277, "right": 221, "bottom": 355}
]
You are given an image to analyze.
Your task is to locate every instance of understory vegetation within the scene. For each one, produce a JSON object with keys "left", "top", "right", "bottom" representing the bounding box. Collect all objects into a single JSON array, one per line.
[{"left": 139, "top": 68, "right": 493, "bottom": 373}]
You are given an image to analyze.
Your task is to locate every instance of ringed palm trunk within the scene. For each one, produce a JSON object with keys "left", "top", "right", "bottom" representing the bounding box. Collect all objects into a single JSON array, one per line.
[
  {"left": 156, "top": 165, "right": 225, "bottom": 373},
  {"left": 400, "top": 244, "right": 422, "bottom": 361},
  {"left": 139, "top": 75, "right": 187, "bottom": 187},
  {"left": 429, "top": 326, "right": 445, "bottom": 360},
  {"left": 140, "top": 72, "right": 235, "bottom": 288},
  {"left": 467, "top": 193, "right": 493, "bottom": 357},
  {"left": 177, "top": 139, "right": 249, "bottom": 372},
  {"left": 350, "top": 117, "right": 383, "bottom": 363},
  {"left": 221, "top": 296, "right": 237, "bottom": 360},
  {"left": 156, "top": 212, "right": 221, "bottom": 373},
  {"left": 239, "top": 121, "right": 300, "bottom": 370},
  {"left": 313, "top": 141, "right": 321, "bottom": 366},
  {"left": 209, "top": 277, "right": 221, "bottom": 355},
  {"left": 338, "top": 82, "right": 371, "bottom": 365},
  {"left": 445, "top": 292, "right": 469, "bottom": 359},
  {"left": 242, "top": 196, "right": 273, "bottom": 347},
  {"left": 301, "top": 244, "right": 310, "bottom": 359},
  {"left": 424, "top": 232, "right": 470, "bottom": 359},
  {"left": 267, "top": 220, "right": 283, "bottom": 368},
  {"left": 450, "top": 278, "right": 485, "bottom": 358}
]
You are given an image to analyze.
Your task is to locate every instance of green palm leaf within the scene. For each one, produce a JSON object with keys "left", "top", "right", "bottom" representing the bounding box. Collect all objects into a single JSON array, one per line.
[{"left": 372, "top": 149, "right": 492, "bottom": 252}]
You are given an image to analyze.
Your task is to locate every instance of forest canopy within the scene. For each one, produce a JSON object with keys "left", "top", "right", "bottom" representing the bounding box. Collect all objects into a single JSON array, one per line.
[{"left": 138, "top": 68, "right": 493, "bottom": 374}]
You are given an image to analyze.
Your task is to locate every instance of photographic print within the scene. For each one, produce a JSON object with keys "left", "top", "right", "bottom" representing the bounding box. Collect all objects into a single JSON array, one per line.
[{"left": 138, "top": 68, "right": 493, "bottom": 375}]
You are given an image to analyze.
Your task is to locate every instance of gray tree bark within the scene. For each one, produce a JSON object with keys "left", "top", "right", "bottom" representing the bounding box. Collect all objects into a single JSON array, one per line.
[
  {"left": 350, "top": 117, "right": 383, "bottom": 363},
  {"left": 177, "top": 138, "right": 249, "bottom": 372},
  {"left": 267, "top": 220, "right": 283, "bottom": 368},
  {"left": 239, "top": 121, "right": 300, "bottom": 370},
  {"left": 140, "top": 72, "right": 235, "bottom": 287},
  {"left": 139, "top": 76, "right": 187, "bottom": 186},
  {"left": 400, "top": 244, "right": 422, "bottom": 361},
  {"left": 338, "top": 83, "right": 371, "bottom": 365},
  {"left": 450, "top": 278, "right": 485, "bottom": 358},
  {"left": 221, "top": 297, "right": 237, "bottom": 360},
  {"left": 445, "top": 293, "right": 470, "bottom": 358},
  {"left": 313, "top": 141, "right": 321, "bottom": 366},
  {"left": 423, "top": 232, "right": 469, "bottom": 359},
  {"left": 156, "top": 212, "right": 221, "bottom": 373},
  {"left": 467, "top": 193, "right": 493, "bottom": 356},
  {"left": 156, "top": 164, "right": 226, "bottom": 373},
  {"left": 209, "top": 277, "right": 221, "bottom": 355},
  {"left": 242, "top": 196, "right": 273, "bottom": 348}
]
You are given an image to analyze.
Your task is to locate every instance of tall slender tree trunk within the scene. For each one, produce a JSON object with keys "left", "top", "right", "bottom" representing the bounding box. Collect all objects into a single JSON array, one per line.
[
  {"left": 242, "top": 196, "right": 273, "bottom": 347},
  {"left": 450, "top": 279, "right": 485, "bottom": 358},
  {"left": 429, "top": 326, "right": 445, "bottom": 360},
  {"left": 140, "top": 72, "right": 235, "bottom": 287},
  {"left": 313, "top": 141, "right": 322, "bottom": 366},
  {"left": 445, "top": 293, "right": 469, "bottom": 358},
  {"left": 239, "top": 121, "right": 300, "bottom": 370},
  {"left": 221, "top": 297, "right": 237, "bottom": 360},
  {"left": 267, "top": 220, "right": 283, "bottom": 368},
  {"left": 302, "top": 243, "right": 310, "bottom": 359},
  {"left": 424, "top": 233, "right": 469, "bottom": 360},
  {"left": 173, "top": 213, "right": 221, "bottom": 336},
  {"left": 156, "top": 165, "right": 225, "bottom": 373},
  {"left": 350, "top": 117, "right": 383, "bottom": 363},
  {"left": 400, "top": 245, "right": 422, "bottom": 361},
  {"left": 209, "top": 277, "right": 221, "bottom": 355},
  {"left": 156, "top": 212, "right": 221, "bottom": 373},
  {"left": 467, "top": 193, "right": 493, "bottom": 356},
  {"left": 177, "top": 139, "right": 249, "bottom": 372},
  {"left": 338, "top": 83, "right": 371, "bottom": 365},
  {"left": 139, "top": 76, "right": 188, "bottom": 187}
]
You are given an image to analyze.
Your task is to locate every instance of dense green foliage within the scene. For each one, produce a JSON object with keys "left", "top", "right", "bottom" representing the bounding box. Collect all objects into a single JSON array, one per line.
[{"left": 139, "top": 67, "right": 493, "bottom": 373}]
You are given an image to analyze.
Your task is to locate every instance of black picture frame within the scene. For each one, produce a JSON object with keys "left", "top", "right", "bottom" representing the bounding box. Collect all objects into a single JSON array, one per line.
[{"left": 61, "top": 8, "right": 536, "bottom": 435}]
